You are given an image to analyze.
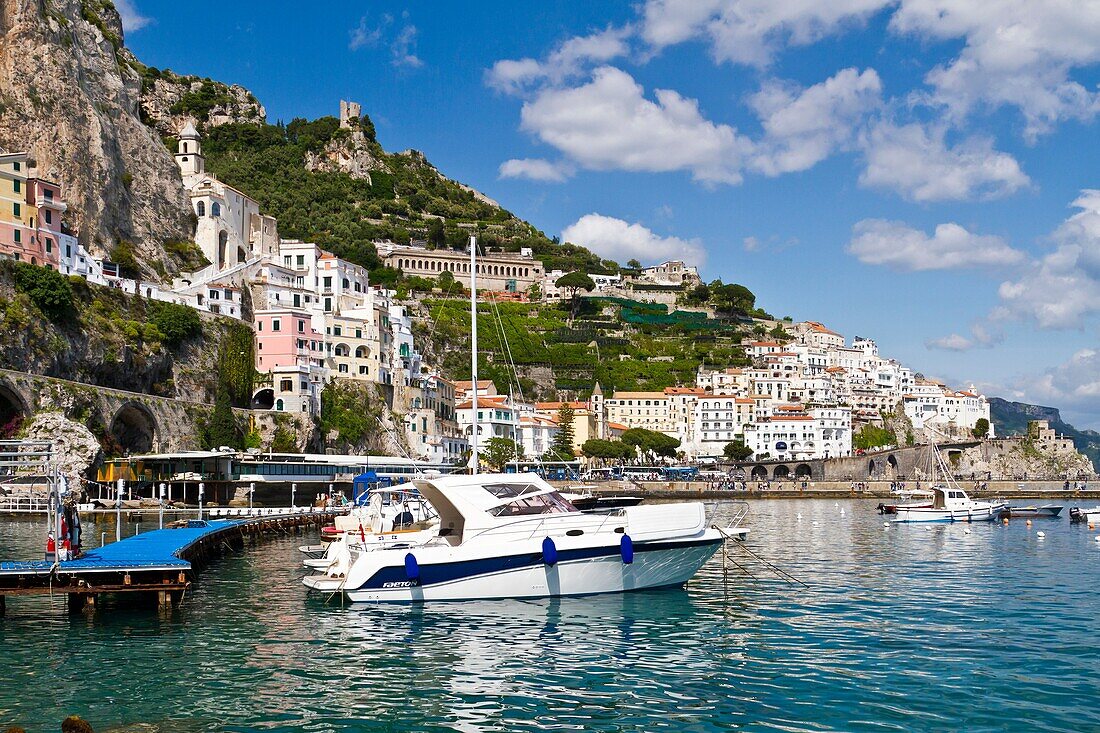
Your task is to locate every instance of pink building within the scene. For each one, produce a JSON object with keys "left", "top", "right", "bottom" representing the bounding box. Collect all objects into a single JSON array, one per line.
[
  {"left": 0, "top": 153, "right": 66, "bottom": 269},
  {"left": 254, "top": 308, "right": 327, "bottom": 414}
]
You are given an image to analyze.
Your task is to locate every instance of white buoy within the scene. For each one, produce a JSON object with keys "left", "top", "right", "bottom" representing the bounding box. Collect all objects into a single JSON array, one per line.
[
  {"left": 1094, "top": 535, "right": 1100, "bottom": 543},
  {"left": 883, "top": 525, "right": 889, "bottom": 531},
  {"left": 883, "top": 521, "right": 890, "bottom": 527},
  {"left": 840, "top": 509, "right": 845, "bottom": 516},
  {"left": 1037, "top": 531, "right": 1045, "bottom": 539},
  {"left": 812, "top": 521, "right": 819, "bottom": 527},
  {"left": 834, "top": 502, "right": 839, "bottom": 507},
  {"left": 963, "top": 528, "right": 971, "bottom": 534},
  {"left": 797, "top": 513, "right": 802, "bottom": 521}
]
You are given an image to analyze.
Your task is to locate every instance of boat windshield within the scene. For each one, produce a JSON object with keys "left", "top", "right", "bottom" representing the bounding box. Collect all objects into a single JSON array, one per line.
[{"left": 483, "top": 483, "right": 579, "bottom": 517}]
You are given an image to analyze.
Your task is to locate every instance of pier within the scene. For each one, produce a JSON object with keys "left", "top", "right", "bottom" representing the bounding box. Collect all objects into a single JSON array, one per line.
[{"left": 0, "top": 508, "right": 344, "bottom": 615}]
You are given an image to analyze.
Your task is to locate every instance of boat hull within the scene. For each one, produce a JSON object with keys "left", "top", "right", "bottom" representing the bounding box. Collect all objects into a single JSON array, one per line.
[
  {"left": 893, "top": 504, "right": 1006, "bottom": 523},
  {"left": 1004, "top": 505, "right": 1063, "bottom": 518},
  {"left": 315, "top": 535, "right": 723, "bottom": 603}
]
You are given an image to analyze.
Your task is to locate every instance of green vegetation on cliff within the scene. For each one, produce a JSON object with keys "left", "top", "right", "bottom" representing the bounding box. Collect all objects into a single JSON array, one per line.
[{"left": 198, "top": 119, "right": 617, "bottom": 280}]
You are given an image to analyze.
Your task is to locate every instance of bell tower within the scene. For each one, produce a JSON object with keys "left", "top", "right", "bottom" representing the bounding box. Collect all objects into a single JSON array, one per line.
[{"left": 175, "top": 121, "right": 205, "bottom": 178}]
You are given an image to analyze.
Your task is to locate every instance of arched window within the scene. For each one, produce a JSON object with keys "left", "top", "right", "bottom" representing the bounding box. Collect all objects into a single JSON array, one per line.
[
  {"left": 196, "top": 201, "right": 205, "bottom": 216},
  {"left": 355, "top": 346, "right": 368, "bottom": 358},
  {"left": 218, "top": 231, "right": 228, "bottom": 265},
  {"left": 211, "top": 202, "right": 221, "bottom": 217},
  {"left": 276, "top": 399, "right": 284, "bottom": 411},
  {"left": 183, "top": 142, "right": 189, "bottom": 153}
]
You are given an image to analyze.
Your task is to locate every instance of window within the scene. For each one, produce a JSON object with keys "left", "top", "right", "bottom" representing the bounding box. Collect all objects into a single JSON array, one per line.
[
  {"left": 296, "top": 255, "right": 305, "bottom": 267},
  {"left": 197, "top": 201, "right": 205, "bottom": 216},
  {"left": 211, "top": 202, "right": 221, "bottom": 217},
  {"left": 333, "top": 326, "right": 342, "bottom": 336},
  {"left": 323, "top": 276, "right": 332, "bottom": 289},
  {"left": 65, "top": 244, "right": 71, "bottom": 258},
  {"left": 12, "top": 180, "right": 19, "bottom": 193},
  {"left": 324, "top": 297, "right": 331, "bottom": 311},
  {"left": 297, "top": 320, "right": 305, "bottom": 333},
  {"left": 272, "top": 319, "right": 281, "bottom": 332},
  {"left": 257, "top": 321, "right": 263, "bottom": 332},
  {"left": 293, "top": 294, "right": 300, "bottom": 307},
  {"left": 44, "top": 211, "right": 52, "bottom": 225},
  {"left": 12, "top": 202, "right": 20, "bottom": 217},
  {"left": 12, "top": 161, "right": 19, "bottom": 171},
  {"left": 280, "top": 379, "right": 293, "bottom": 392},
  {"left": 45, "top": 238, "right": 52, "bottom": 253},
  {"left": 13, "top": 230, "right": 20, "bottom": 244}
]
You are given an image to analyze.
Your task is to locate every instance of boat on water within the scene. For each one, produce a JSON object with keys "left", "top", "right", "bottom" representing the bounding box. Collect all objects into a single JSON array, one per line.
[
  {"left": 877, "top": 489, "right": 934, "bottom": 515},
  {"left": 1069, "top": 506, "right": 1100, "bottom": 524},
  {"left": 298, "top": 486, "right": 435, "bottom": 559},
  {"left": 893, "top": 486, "right": 1006, "bottom": 523},
  {"left": 1004, "top": 505, "right": 1063, "bottom": 519},
  {"left": 303, "top": 473, "right": 740, "bottom": 602}
]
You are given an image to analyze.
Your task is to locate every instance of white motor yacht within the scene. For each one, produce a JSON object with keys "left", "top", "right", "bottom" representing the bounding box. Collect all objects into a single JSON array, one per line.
[
  {"left": 893, "top": 486, "right": 1005, "bottom": 523},
  {"left": 303, "top": 473, "right": 737, "bottom": 602},
  {"left": 299, "top": 486, "right": 436, "bottom": 560}
]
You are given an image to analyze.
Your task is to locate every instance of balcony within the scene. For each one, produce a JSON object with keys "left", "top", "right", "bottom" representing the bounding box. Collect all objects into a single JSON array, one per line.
[{"left": 35, "top": 197, "right": 67, "bottom": 212}]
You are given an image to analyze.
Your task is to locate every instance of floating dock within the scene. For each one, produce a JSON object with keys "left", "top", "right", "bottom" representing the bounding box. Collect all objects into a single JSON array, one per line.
[{"left": 0, "top": 509, "right": 343, "bottom": 614}]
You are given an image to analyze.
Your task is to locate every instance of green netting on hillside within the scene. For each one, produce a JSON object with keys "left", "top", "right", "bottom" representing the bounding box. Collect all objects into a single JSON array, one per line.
[{"left": 592, "top": 297, "right": 723, "bottom": 330}]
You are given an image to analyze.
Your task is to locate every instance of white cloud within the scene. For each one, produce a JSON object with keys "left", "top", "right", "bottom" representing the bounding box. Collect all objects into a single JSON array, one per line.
[
  {"left": 115, "top": 0, "right": 151, "bottom": 32},
  {"left": 890, "top": 0, "right": 1100, "bottom": 138},
  {"left": 348, "top": 16, "right": 382, "bottom": 51},
  {"left": 391, "top": 24, "right": 423, "bottom": 68},
  {"left": 641, "top": 0, "right": 893, "bottom": 67},
  {"left": 743, "top": 236, "right": 761, "bottom": 252},
  {"left": 498, "top": 158, "right": 574, "bottom": 183},
  {"left": 859, "top": 122, "right": 1030, "bottom": 202},
  {"left": 927, "top": 322, "right": 1002, "bottom": 351},
  {"left": 750, "top": 67, "right": 882, "bottom": 175},
  {"left": 1012, "top": 348, "right": 1100, "bottom": 427},
  {"left": 561, "top": 213, "right": 706, "bottom": 266},
  {"left": 486, "top": 27, "right": 631, "bottom": 95},
  {"left": 520, "top": 66, "right": 752, "bottom": 184},
  {"left": 847, "top": 219, "right": 1024, "bottom": 271},
  {"left": 996, "top": 190, "right": 1100, "bottom": 329}
]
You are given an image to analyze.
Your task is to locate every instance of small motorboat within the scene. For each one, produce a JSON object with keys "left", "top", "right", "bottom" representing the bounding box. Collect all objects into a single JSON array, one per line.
[
  {"left": 1004, "top": 505, "right": 1063, "bottom": 518},
  {"left": 1069, "top": 506, "right": 1100, "bottom": 524},
  {"left": 893, "top": 486, "right": 1006, "bottom": 523}
]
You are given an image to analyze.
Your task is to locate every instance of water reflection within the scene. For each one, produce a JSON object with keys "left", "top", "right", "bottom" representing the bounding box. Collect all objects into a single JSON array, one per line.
[{"left": 1, "top": 502, "right": 1099, "bottom": 732}]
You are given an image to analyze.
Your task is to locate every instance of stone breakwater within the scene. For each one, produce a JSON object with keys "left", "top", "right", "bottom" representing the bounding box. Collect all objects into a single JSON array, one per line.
[{"left": 553, "top": 480, "right": 1100, "bottom": 501}]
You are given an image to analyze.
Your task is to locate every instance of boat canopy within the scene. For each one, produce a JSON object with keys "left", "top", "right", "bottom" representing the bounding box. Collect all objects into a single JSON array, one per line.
[{"left": 412, "top": 474, "right": 577, "bottom": 539}]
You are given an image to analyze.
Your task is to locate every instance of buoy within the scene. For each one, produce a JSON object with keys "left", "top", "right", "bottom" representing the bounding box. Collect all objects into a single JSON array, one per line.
[
  {"left": 404, "top": 553, "right": 420, "bottom": 581},
  {"left": 883, "top": 521, "right": 889, "bottom": 527},
  {"left": 1094, "top": 535, "right": 1100, "bottom": 543},
  {"left": 541, "top": 536, "right": 558, "bottom": 566},
  {"left": 797, "top": 513, "right": 802, "bottom": 520},
  {"left": 963, "top": 528, "right": 971, "bottom": 534},
  {"left": 812, "top": 521, "right": 819, "bottom": 527},
  {"left": 1037, "top": 531, "right": 1045, "bottom": 539},
  {"left": 1026, "top": 519, "right": 1032, "bottom": 526},
  {"left": 840, "top": 509, "right": 845, "bottom": 516},
  {"left": 620, "top": 534, "right": 634, "bottom": 564},
  {"left": 834, "top": 502, "right": 839, "bottom": 507},
  {"left": 1003, "top": 518, "right": 1010, "bottom": 525}
]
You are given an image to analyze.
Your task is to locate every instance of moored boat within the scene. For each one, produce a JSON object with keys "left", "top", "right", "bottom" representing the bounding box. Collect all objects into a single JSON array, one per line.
[
  {"left": 303, "top": 473, "right": 736, "bottom": 602},
  {"left": 1004, "top": 504, "right": 1063, "bottom": 518},
  {"left": 1069, "top": 506, "right": 1100, "bottom": 524},
  {"left": 893, "top": 486, "right": 1006, "bottom": 523}
]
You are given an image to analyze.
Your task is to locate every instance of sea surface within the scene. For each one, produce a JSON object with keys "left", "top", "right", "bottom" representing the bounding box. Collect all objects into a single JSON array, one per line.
[{"left": 1, "top": 499, "right": 1098, "bottom": 733}]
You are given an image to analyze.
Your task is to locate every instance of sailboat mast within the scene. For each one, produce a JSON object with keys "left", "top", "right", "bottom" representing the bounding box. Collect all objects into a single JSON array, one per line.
[{"left": 470, "top": 235, "right": 479, "bottom": 475}]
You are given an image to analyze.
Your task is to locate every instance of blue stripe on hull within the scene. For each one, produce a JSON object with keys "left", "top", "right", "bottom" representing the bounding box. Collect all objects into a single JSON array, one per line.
[{"left": 358, "top": 536, "right": 722, "bottom": 590}]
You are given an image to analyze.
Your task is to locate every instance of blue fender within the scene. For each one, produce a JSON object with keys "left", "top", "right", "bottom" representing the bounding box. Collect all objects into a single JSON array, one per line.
[
  {"left": 620, "top": 534, "right": 634, "bottom": 564},
  {"left": 542, "top": 536, "right": 558, "bottom": 566},
  {"left": 404, "top": 553, "right": 420, "bottom": 580}
]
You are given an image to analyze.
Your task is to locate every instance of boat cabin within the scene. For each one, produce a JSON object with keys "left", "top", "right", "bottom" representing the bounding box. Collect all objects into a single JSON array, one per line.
[
  {"left": 931, "top": 487, "right": 972, "bottom": 509},
  {"left": 411, "top": 474, "right": 579, "bottom": 542}
]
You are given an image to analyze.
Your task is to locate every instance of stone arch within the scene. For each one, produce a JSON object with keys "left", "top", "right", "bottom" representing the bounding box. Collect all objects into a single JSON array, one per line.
[
  {"left": 868, "top": 458, "right": 878, "bottom": 477},
  {"left": 795, "top": 463, "right": 812, "bottom": 478},
  {"left": 887, "top": 454, "right": 899, "bottom": 476},
  {"left": 108, "top": 401, "right": 157, "bottom": 455},
  {"left": 773, "top": 464, "right": 790, "bottom": 479},
  {"left": 0, "top": 380, "right": 29, "bottom": 438},
  {"left": 251, "top": 388, "right": 275, "bottom": 410},
  {"left": 751, "top": 465, "right": 768, "bottom": 480}
]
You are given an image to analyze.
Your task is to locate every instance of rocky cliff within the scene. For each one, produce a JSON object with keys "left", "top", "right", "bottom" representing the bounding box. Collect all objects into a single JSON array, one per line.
[
  {"left": 0, "top": 0, "right": 191, "bottom": 262},
  {"left": 990, "top": 397, "right": 1100, "bottom": 471},
  {"left": 139, "top": 69, "right": 266, "bottom": 137}
]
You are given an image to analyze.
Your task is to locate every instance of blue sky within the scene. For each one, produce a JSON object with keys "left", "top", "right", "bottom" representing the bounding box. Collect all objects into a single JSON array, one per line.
[{"left": 123, "top": 1, "right": 1100, "bottom": 427}]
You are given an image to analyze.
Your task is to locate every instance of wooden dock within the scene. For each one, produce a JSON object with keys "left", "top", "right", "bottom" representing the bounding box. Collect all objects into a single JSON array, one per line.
[{"left": 0, "top": 508, "right": 344, "bottom": 615}]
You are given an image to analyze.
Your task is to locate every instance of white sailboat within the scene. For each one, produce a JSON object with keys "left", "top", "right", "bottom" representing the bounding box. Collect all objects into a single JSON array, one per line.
[
  {"left": 893, "top": 444, "right": 1005, "bottom": 523},
  {"left": 302, "top": 236, "right": 739, "bottom": 602}
]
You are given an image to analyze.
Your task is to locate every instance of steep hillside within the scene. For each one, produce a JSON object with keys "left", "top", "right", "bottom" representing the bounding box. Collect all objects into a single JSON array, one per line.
[
  {"left": 0, "top": 0, "right": 192, "bottom": 257},
  {"left": 199, "top": 119, "right": 616, "bottom": 282},
  {"left": 989, "top": 397, "right": 1100, "bottom": 471}
]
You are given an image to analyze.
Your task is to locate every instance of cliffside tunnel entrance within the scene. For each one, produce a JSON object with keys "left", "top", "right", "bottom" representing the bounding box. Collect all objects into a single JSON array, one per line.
[
  {"left": 109, "top": 402, "right": 157, "bottom": 455},
  {"left": 0, "top": 381, "right": 29, "bottom": 438}
]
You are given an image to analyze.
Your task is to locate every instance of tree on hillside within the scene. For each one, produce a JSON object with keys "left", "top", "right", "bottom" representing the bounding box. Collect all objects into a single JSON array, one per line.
[
  {"left": 550, "top": 405, "right": 576, "bottom": 459},
  {"left": 480, "top": 437, "right": 522, "bottom": 471},
  {"left": 724, "top": 440, "right": 754, "bottom": 461},
  {"left": 711, "top": 283, "right": 756, "bottom": 316},
  {"left": 972, "top": 418, "right": 990, "bottom": 439},
  {"left": 622, "top": 428, "right": 680, "bottom": 459},
  {"left": 204, "top": 389, "right": 239, "bottom": 449},
  {"left": 427, "top": 218, "right": 445, "bottom": 248},
  {"left": 626, "top": 259, "right": 642, "bottom": 270},
  {"left": 853, "top": 424, "right": 897, "bottom": 451},
  {"left": 555, "top": 272, "right": 595, "bottom": 320}
]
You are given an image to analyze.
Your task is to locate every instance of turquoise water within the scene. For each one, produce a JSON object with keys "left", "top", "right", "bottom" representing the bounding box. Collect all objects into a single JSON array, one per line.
[{"left": 1, "top": 499, "right": 1098, "bottom": 732}]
